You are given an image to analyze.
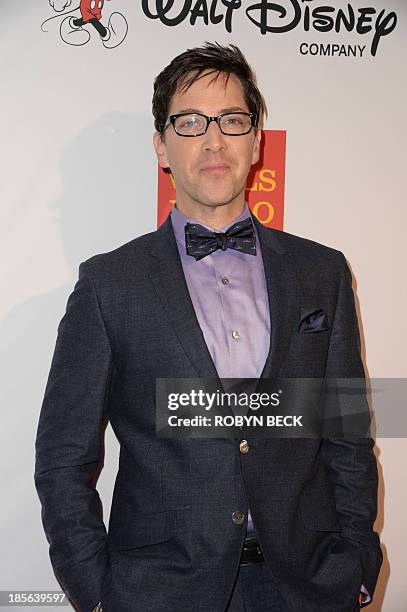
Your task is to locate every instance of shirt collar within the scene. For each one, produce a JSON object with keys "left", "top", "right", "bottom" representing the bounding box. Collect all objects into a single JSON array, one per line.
[{"left": 170, "top": 201, "right": 253, "bottom": 248}]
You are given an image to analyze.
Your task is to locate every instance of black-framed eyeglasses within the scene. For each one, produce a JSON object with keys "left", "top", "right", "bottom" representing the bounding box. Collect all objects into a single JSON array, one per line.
[{"left": 163, "top": 112, "right": 258, "bottom": 137}]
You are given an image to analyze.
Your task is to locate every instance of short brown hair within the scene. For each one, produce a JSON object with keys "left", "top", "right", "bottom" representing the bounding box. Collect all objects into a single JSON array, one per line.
[{"left": 152, "top": 42, "right": 268, "bottom": 137}]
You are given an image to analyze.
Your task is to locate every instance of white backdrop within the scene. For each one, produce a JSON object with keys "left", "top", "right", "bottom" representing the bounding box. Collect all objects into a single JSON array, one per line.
[{"left": 0, "top": 1, "right": 406, "bottom": 610}]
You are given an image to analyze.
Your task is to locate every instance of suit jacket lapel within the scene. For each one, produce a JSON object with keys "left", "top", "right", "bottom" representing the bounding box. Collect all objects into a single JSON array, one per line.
[
  {"left": 251, "top": 214, "right": 300, "bottom": 383},
  {"left": 147, "top": 214, "right": 222, "bottom": 383}
]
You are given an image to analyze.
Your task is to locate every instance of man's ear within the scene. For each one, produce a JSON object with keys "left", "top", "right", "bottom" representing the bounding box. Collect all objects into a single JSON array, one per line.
[
  {"left": 251, "top": 128, "right": 262, "bottom": 166},
  {"left": 153, "top": 131, "right": 170, "bottom": 169}
]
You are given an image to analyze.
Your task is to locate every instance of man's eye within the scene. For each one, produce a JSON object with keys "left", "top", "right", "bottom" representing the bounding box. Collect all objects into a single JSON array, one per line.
[
  {"left": 225, "top": 117, "right": 243, "bottom": 125},
  {"left": 179, "top": 117, "right": 204, "bottom": 129}
]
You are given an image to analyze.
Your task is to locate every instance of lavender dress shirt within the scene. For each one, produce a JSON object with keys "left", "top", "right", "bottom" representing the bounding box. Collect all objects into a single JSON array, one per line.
[{"left": 170, "top": 201, "right": 270, "bottom": 537}]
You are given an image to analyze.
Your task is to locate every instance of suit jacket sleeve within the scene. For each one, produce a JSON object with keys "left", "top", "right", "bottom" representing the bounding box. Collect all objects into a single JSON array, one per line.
[
  {"left": 321, "top": 252, "right": 382, "bottom": 603},
  {"left": 34, "top": 261, "right": 113, "bottom": 612}
]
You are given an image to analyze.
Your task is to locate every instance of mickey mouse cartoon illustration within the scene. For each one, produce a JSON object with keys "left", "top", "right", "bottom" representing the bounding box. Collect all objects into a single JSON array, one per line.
[
  {"left": 42, "top": 0, "right": 128, "bottom": 49},
  {"left": 72, "top": 0, "right": 109, "bottom": 39}
]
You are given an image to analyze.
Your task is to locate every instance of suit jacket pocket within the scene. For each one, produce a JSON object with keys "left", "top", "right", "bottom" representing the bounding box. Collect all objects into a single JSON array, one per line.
[
  {"left": 107, "top": 512, "right": 174, "bottom": 551},
  {"left": 288, "top": 329, "right": 331, "bottom": 363}
]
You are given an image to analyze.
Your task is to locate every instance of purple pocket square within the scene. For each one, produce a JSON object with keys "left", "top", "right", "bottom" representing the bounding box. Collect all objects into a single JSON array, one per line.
[{"left": 298, "top": 308, "right": 329, "bottom": 333}]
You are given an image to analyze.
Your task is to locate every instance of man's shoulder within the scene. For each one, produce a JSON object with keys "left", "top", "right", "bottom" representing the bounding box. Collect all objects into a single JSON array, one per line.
[{"left": 261, "top": 225, "right": 345, "bottom": 268}]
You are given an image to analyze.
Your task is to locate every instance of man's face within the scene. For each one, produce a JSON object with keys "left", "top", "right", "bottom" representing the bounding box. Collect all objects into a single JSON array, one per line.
[{"left": 153, "top": 71, "right": 261, "bottom": 212}]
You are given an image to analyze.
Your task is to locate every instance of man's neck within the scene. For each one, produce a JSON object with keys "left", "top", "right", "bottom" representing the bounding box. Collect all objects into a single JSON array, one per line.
[{"left": 174, "top": 198, "right": 246, "bottom": 230}]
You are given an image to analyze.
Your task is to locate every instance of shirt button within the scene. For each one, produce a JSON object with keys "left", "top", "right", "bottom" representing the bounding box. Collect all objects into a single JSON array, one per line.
[
  {"left": 239, "top": 440, "right": 250, "bottom": 454},
  {"left": 232, "top": 511, "right": 245, "bottom": 525},
  {"left": 221, "top": 276, "right": 229, "bottom": 285},
  {"left": 232, "top": 330, "right": 240, "bottom": 340}
]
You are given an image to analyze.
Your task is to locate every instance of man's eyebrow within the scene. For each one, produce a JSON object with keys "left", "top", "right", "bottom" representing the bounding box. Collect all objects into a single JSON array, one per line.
[{"left": 174, "top": 106, "right": 249, "bottom": 115}]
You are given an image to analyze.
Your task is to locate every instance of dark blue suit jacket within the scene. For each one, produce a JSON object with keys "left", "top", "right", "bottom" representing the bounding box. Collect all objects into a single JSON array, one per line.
[{"left": 34, "top": 212, "right": 382, "bottom": 611}]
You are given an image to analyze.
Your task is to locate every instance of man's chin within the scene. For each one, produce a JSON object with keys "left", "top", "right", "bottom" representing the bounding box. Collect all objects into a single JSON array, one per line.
[{"left": 197, "top": 190, "right": 240, "bottom": 208}]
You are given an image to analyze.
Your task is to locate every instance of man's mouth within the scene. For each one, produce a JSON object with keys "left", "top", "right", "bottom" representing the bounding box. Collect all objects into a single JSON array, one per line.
[{"left": 200, "top": 165, "right": 230, "bottom": 173}]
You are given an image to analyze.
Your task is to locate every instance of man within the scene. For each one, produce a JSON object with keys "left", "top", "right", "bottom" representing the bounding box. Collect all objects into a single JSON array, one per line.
[{"left": 34, "top": 43, "right": 382, "bottom": 611}]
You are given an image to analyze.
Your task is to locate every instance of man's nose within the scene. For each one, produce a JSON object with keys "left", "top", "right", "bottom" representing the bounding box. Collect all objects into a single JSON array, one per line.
[{"left": 202, "top": 120, "right": 225, "bottom": 150}]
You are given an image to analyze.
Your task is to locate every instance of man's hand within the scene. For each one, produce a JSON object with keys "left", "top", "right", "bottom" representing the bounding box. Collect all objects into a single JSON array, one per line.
[
  {"left": 359, "top": 584, "right": 371, "bottom": 606},
  {"left": 91, "top": 603, "right": 103, "bottom": 612}
]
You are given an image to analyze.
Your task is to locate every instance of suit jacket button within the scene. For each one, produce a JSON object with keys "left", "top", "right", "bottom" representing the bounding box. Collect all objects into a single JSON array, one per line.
[
  {"left": 232, "top": 511, "right": 245, "bottom": 525},
  {"left": 239, "top": 440, "right": 249, "bottom": 454}
]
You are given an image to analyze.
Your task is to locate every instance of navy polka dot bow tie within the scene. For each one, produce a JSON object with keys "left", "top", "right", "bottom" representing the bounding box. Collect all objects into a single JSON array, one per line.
[{"left": 184, "top": 217, "right": 257, "bottom": 261}]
